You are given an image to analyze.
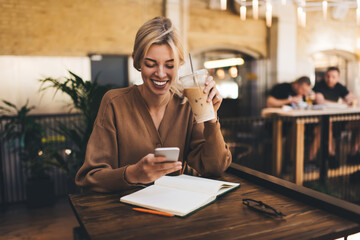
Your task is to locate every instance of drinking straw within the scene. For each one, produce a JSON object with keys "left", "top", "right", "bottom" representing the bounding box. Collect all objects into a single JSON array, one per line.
[{"left": 188, "top": 53, "right": 201, "bottom": 90}]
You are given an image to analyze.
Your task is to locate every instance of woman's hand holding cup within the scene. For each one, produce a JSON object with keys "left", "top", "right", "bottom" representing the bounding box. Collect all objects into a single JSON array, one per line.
[
  {"left": 180, "top": 69, "right": 218, "bottom": 123},
  {"left": 203, "top": 76, "right": 222, "bottom": 122}
]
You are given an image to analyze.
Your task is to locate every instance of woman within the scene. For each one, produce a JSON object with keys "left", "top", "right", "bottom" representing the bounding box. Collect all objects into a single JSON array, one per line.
[{"left": 75, "top": 17, "right": 231, "bottom": 192}]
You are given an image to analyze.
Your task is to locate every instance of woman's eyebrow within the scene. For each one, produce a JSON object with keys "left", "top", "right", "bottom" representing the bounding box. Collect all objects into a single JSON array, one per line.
[
  {"left": 144, "top": 58, "right": 174, "bottom": 63},
  {"left": 144, "top": 58, "right": 156, "bottom": 62}
]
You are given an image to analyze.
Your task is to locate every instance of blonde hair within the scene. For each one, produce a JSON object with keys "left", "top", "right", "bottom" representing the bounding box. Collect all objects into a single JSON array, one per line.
[{"left": 132, "top": 17, "right": 185, "bottom": 97}]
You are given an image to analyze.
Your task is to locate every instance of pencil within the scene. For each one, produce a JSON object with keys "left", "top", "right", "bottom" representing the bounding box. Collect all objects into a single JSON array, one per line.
[{"left": 132, "top": 207, "right": 174, "bottom": 217}]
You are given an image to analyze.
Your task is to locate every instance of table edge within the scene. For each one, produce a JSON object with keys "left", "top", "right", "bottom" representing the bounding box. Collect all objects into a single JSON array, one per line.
[
  {"left": 228, "top": 163, "right": 360, "bottom": 223},
  {"left": 68, "top": 195, "right": 91, "bottom": 239},
  {"left": 68, "top": 167, "right": 360, "bottom": 239}
]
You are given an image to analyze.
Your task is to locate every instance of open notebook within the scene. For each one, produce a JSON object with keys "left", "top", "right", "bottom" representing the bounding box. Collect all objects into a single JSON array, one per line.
[{"left": 120, "top": 174, "right": 240, "bottom": 217}]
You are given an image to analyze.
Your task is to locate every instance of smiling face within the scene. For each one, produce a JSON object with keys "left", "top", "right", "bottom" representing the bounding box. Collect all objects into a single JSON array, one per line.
[
  {"left": 325, "top": 70, "right": 340, "bottom": 89},
  {"left": 140, "top": 44, "right": 175, "bottom": 96}
]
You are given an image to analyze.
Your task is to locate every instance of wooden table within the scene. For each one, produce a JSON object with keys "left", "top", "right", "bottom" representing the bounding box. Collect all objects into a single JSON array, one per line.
[
  {"left": 262, "top": 107, "right": 360, "bottom": 185},
  {"left": 69, "top": 165, "right": 360, "bottom": 240}
]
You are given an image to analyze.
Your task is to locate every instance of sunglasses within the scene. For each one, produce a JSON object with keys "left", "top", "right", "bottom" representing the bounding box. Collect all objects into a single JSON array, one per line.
[{"left": 242, "top": 198, "right": 286, "bottom": 218}]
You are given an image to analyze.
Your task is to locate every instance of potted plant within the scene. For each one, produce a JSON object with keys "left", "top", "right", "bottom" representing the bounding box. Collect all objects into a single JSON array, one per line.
[
  {"left": 39, "top": 71, "right": 115, "bottom": 192},
  {"left": 0, "top": 100, "right": 55, "bottom": 207}
]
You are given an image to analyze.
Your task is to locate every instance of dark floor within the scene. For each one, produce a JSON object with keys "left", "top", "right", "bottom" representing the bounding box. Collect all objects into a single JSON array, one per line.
[{"left": 0, "top": 197, "right": 78, "bottom": 240}]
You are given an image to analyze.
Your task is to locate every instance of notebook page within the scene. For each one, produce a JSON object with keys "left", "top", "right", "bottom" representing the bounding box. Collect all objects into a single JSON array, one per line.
[
  {"left": 155, "top": 175, "right": 239, "bottom": 196},
  {"left": 120, "top": 185, "right": 215, "bottom": 217},
  {"left": 177, "top": 175, "right": 239, "bottom": 196}
]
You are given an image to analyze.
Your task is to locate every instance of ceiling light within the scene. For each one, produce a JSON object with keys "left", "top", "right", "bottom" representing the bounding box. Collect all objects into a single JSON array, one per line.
[
  {"left": 322, "top": 1, "right": 328, "bottom": 20},
  {"left": 253, "top": 0, "right": 259, "bottom": 19},
  {"left": 204, "top": 58, "right": 245, "bottom": 69},
  {"left": 216, "top": 69, "right": 226, "bottom": 79},
  {"left": 229, "top": 66, "right": 238, "bottom": 78},
  {"left": 234, "top": 0, "right": 359, "bottom": 27},
  {"left": 220, "top": 0, "right": 227, "bottom": 10},
  {"left": 240, "top": 5, "right": 246, "bottom": 21},
  {"left": 266, "top": 1, "right": 273, "bottom": 27}
]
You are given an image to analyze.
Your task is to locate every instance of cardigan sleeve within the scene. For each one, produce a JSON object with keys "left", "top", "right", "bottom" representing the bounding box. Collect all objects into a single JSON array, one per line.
[
  {"left": 75, "top": 93, "right": 136, "bottom": 192},
  {"left": 186, "top": 119, "right": 232, "bottom": 177}
]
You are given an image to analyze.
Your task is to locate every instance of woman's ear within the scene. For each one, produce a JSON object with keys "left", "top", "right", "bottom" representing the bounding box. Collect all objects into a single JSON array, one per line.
[{"left": 132, "top": 53, "right": 141, "bottom": 71}]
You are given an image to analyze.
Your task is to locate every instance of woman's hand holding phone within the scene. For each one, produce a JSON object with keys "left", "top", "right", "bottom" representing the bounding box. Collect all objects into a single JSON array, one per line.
[
  {"left": 124, "top": 148, "right": 181, "bottom": 184},
  {"left": 154, "top": 147, "right": 180, "bottom": 162}
]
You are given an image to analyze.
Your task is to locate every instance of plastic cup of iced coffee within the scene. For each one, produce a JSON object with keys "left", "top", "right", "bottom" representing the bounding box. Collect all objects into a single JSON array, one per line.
[{"left": 179, "top": 69, "right": 216, "bottom": 123}]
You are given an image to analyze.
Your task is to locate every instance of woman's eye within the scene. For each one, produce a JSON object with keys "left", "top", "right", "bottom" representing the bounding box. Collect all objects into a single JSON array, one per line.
[
  {"left": 145, "top": 63, "right": 155, "bottom": 68},
  {"left": 166, "top": 65, "right": 174, "bottom": 69}
]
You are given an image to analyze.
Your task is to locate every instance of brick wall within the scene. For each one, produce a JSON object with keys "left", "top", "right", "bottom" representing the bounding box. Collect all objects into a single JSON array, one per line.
[
  {"left": 0, "top": 0, "right": 268, "bottom": 57},
  {"left": 188, "top": 0, "right": 267, "bottom": 57},
  {"left": 0, "top": 0, "right": 163, "bottom": 56}
]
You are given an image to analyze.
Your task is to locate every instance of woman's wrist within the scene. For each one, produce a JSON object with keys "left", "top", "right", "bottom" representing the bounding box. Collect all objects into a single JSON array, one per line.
[
  {"left": 207, "top": 113, "right": 218, "bottom": 124},
  {"left": 124, "top": 165, "right": 138, "bottom": 184},
  {"left": 208, "top": 118, "right": 217, "bottom": 124}
]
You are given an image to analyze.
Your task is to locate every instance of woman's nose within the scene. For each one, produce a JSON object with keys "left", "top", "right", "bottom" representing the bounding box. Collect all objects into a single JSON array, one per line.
[{"left": 156, "top": 66, "right": 167, "bottom": 78}]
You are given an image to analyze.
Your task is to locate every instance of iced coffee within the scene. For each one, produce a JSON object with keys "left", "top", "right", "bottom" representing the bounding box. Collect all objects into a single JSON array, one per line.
[{"left": 180, "top": 69, "right": 216, "bottom": 123}]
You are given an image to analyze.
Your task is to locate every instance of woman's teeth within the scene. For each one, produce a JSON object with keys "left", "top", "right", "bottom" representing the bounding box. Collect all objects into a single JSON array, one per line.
[{"left": 153, "top": 80, "right": 167, "bottom": 86}]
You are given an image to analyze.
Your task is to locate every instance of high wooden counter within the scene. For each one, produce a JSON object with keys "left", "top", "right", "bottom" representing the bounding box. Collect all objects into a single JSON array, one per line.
[
  {"left": 262, "top": 107, "right": 360, "bottom": 185},
  {"left": 69, "top": 165, "right": 360, "bottom": 240}
]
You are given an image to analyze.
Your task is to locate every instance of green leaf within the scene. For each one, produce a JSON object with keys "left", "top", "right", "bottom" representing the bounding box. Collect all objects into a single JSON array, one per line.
[
  {"left": 2, "top": 100, "right": 17, "bottom": 109},
  {"left": 37, "top": 70, "right": 118, "bottom": 177}
]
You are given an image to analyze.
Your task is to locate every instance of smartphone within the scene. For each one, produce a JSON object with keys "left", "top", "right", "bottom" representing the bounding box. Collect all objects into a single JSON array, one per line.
[{"left": 154, "top": 147, "right": 180, "bottom": 162}]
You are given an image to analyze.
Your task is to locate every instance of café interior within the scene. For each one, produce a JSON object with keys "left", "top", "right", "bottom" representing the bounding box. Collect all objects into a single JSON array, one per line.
[{"left": 1, "top": 0, "right": 360, "bottom": 239}]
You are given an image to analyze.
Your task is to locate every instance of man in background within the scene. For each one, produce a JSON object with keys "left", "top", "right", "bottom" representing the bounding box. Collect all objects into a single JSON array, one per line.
[
  {"left": 267, "top": 76, "right": 311, "bottom": 107},
  {"left": 266, "top": 76, "right": 311, "bottom": 174},
  {"left": 312, "top": 67, "right": 358, "bottom": 167},
  {"left": 314, "top": 66, "right": 356, "bottom": 105}
]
